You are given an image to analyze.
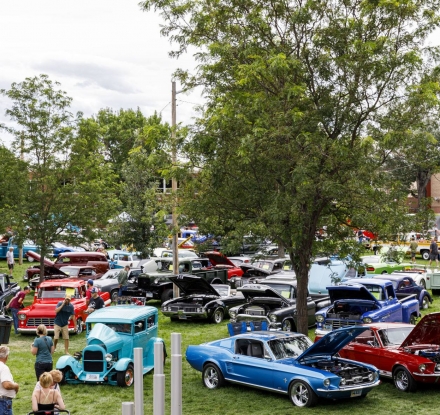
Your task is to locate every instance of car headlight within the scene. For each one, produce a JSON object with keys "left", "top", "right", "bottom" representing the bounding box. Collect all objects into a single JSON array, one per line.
[
  {"left": 368, "top": 373, "right": 374, "bottom": 381},
  {"left": 316, "top": 315, "right": 324, "bottom": 323},
  {"left": 419, "top": 364, "right": 426, "bottom": 372},
  {"left": 340, "top": 378, "right": 346, "bottom": 385},
  {"left": 18, "top": 314, "right": 26, "bottom": 320},
  {"left": 363, "top": 317, "right": 373, "bottom": 323},
  {"left": 269, "top": 314, "right": 277, "bottom": 323},
  {"left": 105, "top": 353, "right": 113, "bottom": 362},
  {"left": 435, "top": 363, "right": 440, "bottom": 372},
  {"left": 229, "top": 311, "right": 236, "bottom": 319},
  {"left": 323, "top": 378, "right": 330, "bottom": 387}
]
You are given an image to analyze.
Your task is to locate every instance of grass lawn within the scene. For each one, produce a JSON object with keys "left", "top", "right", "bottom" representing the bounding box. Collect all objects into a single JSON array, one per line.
[{"left": 1, "top": 257, "right": 440, "bottom": 414}]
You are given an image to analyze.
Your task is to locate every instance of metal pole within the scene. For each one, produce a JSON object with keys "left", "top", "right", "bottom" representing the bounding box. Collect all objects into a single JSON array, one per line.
[
  {"left": 153, "top": 342, "right": 165, "bottom": 415},
  {"left": 134, "top": 347, "right": 144, "bottom": 415},
  {"left": 121, "top": 402, "right": 134, "bottom": 415},
  {"left": 171, "top": 333, "right": 182, "bottom": 415},
  {"left": 172, "top": 81, "right": 180, "bottom": 298}
]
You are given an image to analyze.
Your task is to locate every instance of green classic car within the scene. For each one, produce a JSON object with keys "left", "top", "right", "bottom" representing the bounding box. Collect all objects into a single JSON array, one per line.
[{"left": 361, "top": 255, "right": 411, "bottom": 275}]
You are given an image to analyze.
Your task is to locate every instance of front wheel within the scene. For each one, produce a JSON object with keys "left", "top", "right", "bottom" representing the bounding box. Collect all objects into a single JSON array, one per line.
[
  {"left": 161, "top": 289, "right": 173, "bottom": 304},
  {"left": 60, "top": 366, "right": 73, "bottom": 385},
  {"left": 410, "top": 314, "right": 417, "bottom": 325},
  {"left": 76, "top": 318, "right": 83, "bottom": 334},
  {"left": 27, "top": 256, "right": 35, "bottom": 262},
  {"left": 419, "top": 278, "right": 426, "bottom": 289},
  {"left": 422, "top": 251, "right": 430, "bottom": 261},
  {"left": 422, "top": 295, "right": 430, "bottom": 309},
  {"left": 117, "top": 363, "right": 134, "bottom": 387},
  {"left": 111, "top": 290, "right": 119, "bottom": 303},
  {"left": 202, "top": 363, "right": 225, "bottom": 389},
  {"left": 282, "top": 319, "right": 294, "bottom": 332},
  {"left": 289, "top": 380, "right": 318, "bottom": 407},
  {"left": 211, "top": 308, "right": 224, "bottom": 324},
  {"left": 393, "top": 366, "right": 416, "bottom": 392}
]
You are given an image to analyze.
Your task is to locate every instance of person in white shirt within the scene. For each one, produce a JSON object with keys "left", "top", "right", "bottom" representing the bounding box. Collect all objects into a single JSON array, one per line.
[
  {"left": 5, "top": 248, "right": 14, "bottom": 278},
  {"left": 0, "top": 346, "right": 20, "bottom": 415}
]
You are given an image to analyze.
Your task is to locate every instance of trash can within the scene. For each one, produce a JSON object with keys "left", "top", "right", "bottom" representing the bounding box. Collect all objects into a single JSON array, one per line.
[{"left": 0, "top": 315, "right": 13, "bottom": 344}]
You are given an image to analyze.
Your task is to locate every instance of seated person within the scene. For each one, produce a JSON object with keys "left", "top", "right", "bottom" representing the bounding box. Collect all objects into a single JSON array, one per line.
[{"left": 85, "top": 287, "right": 105, "bottom": 314}]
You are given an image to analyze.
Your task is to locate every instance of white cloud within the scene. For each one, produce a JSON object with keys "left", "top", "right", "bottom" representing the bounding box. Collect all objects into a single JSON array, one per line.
[{"left": 0, "top": 0, "right": 203, "bottom": 146}]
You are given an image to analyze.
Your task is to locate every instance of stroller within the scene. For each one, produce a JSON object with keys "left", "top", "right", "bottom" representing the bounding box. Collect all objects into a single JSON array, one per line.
[{"left": 27, "top": 410, "right": 70, "bottom": 415}]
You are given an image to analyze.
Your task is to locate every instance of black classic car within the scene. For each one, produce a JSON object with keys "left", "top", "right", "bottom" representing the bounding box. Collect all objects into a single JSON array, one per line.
[
  {"left": 228, "top": 281, "right": 329, "bottom": 332},
  {"left": 161, "top": 275, "right": 245, "bottom": 324},
  {"left": 0, "top": 273, "right": 20, "bottom": 313}
]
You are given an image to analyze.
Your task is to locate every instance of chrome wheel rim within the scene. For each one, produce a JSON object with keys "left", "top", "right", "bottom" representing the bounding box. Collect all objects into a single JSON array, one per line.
[
  {"left": 395, "top": 370, "right": 408, "bottom": 391},
  {"left": 291, "top": 382, "right": 309, "bottom": 407},
  {"left": 204, "top": 367, "right": 219, "bottom": 389}
]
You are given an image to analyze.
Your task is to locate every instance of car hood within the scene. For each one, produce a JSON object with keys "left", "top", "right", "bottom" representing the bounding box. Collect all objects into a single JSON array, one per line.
[
  {"left": 327, "top": 284, "right": 379, "bottom": 303},
  {"left": 400, "top": 312, "right": 440, "bottom": 348},
  {"left": 169, "top": 275, "right": 220, "bottom": 296},
  {"left": 203, "top": 252, "right": 236, "bottom": 267},
  {"left": 240, "top": 264, "right": 274, "bottom": 276},
  {"left": 26, "top": 250, "right": 55, "bottom": 266},
  {"left": 298, "top": 326, "right": 369, "bottom": 359},
  {"left": 31, "top": 266, "right": 68, "bottom": 277},
  {"left": 238, "top": 284, "right": 286, "bottom": 301}
]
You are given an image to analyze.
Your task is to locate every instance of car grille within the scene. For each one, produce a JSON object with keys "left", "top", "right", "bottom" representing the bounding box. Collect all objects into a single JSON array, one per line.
[
  {"left": 27, "top": 318, "right": 54, "bottom": 327},
  {"left": 84, "top": 350, "right": 104, "bottom": 372},
  {"left": 245, "top": 306, "right": 266, "bottom": 316},
  {"left": 169, "top": 306, "right": 198, "bottom": 312},
  {"left": 328, "top": 319, "right": 361, "bottom": 329}
]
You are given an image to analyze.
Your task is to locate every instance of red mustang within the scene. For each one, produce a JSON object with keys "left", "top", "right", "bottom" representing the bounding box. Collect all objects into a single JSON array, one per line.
[
  {"left": 336, "top": 313, "right": 440, "bottom": 392},
  {"left": 17, "top": 279, "right": 111, "bottom": 334}
]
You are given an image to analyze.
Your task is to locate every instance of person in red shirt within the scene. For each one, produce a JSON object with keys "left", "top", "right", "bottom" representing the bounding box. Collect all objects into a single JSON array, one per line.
[
  {"left": 7, "top": 286, "right": 31, "bottom": 335},
  {"left": 85, "top": 280, "right": 93, "bottom": 306}
]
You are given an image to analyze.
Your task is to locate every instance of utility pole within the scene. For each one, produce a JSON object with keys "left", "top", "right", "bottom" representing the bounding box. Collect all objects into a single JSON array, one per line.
[{"left": 171, "top": 81, "right": 179, "bottom": 299}]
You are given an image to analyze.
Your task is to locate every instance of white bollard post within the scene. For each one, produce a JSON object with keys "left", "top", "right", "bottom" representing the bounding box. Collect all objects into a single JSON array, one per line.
[
  {"left": 153, "top": 342, "right": 165, "bottom": 415},
  {"left": 134, "top": 347, "right": 144, "bottom": 415},
  {"left": 171, "top": 333, "right": 182, "bottom": 415},
  {"left": 121, "top": 402, "right": 134, "bottom": 415}
]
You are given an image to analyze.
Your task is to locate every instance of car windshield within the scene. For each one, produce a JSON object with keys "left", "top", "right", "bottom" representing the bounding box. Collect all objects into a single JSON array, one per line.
[
  {"left": 378, "top": 327, "right": 413, "bottom": 346},
  {"left": 268, "top": 336, "right": 313, "bottom": 359},
  {"left": 60, "top": 267, "right": 80, "bottom": 276},
  {"left": 263, "top": 283, "right": 295, "bottom": 299},
  {"left": 100, "top": 270, "right": 120, "bottom": 280},
  {"left": 212, "top": 285, "right": 230, "bottom": 296},
  {"left": 38, "top": 287, "right": 78, "bottom": 299},
  {"left": 88, "top": 322, "right": 132, "bottom": 334}
]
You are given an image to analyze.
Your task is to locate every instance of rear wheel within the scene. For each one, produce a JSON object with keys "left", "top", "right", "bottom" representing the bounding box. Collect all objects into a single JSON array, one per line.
[
  {"left": 422, "top": 295, "right": 430, "bottom": 309},
  {"left": 410, "top": 314, "right": 417, "bottom": 325},
  {"left": 117, "top": 363, "right": 134, "bottom": 387},
  {"left": 289, "top": 380, "right": 317, "bottom": 407},
  {"left": 419, "top": 278, "right": 426, "bottom": 289},
  {"left": 393, "top": 366, "right": 416, "bottom": 392},
  {"left": 422, "top": 251, "right": 430, "bottom": 261},
  {"left": 202, "top": 363, "right": 225, "bottom": 389}
]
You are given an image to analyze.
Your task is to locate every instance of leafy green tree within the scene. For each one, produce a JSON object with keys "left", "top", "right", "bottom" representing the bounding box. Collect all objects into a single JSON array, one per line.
[
  {"left": 1, "top": 74, "right": 119, "bottom": 279},
  {"left": 142, "top": 0, "right": 440, "bottom": 333},
  {"left": 77, "top": 108, "right": 149, "bottom": 188},
  {"left": 107, "top": 113, "right": 176, "bottom": 257}
]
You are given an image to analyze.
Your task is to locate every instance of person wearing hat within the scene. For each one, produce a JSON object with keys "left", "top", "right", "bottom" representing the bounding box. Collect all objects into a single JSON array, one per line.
[
  {"left": 6, "top": 286, "right": 31, "bottom": 335},
  {"left": 85, "top": 287, "right": 104, "bottom": 314},
  {"left": 53, "top": 294, "right": 77, "bottom": 355},
  {"left": 85, "top": 279, "right": 94, "bottom": 306}
]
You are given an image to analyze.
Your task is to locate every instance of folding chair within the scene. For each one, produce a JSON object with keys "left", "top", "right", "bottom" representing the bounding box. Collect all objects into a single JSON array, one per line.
[
  {"left": 249, "top": 321, "right": 268, "bottom": 331},
  {"left": 227, "top": 321, "right": 247, "bottom": 336}
]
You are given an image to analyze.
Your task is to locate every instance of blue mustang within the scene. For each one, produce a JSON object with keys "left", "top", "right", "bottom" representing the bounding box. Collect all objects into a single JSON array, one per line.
[{"left": 186, "top": 327, "right": 380, "bottom": 407}]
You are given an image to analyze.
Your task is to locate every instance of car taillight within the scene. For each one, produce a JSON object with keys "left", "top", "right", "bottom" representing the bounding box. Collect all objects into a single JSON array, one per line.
[{"left": 366, "top": 266, "right": 375, "bottom": 272}]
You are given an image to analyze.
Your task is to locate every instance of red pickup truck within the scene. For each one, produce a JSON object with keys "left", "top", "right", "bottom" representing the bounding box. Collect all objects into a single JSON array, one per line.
[{"left": 17, "top": 279, "right": 111, "bottom": 334}]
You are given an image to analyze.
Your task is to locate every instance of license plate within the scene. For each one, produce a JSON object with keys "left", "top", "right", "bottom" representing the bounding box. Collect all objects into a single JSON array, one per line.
[
  {"left": 86, "top": 374, "right": 99, "bottom": 381},
  {"left": 178, "top": 315, "right": 187, "bottom": 320},
  {"left": 350, "top": 390, "right": 362, "bottom": 397},
  {"left": 146, "top": 292, "right": 153, "bottom": 298}
]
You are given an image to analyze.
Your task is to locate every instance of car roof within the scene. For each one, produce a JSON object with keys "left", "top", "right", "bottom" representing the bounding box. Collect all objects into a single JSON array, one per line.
[
  {"left": 40, "top": 278, "right": 85, "bottom": 288},
  {"left": 228, "top": 331, "right": 304, "bottom": 342},
  {"left": 86, "top": 305, "right": 157, "bottom": 323}
]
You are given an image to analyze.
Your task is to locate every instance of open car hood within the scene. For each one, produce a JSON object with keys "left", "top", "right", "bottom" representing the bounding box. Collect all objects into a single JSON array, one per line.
[
  {"left": 327, "top": 284, "right": 379, "bottom": 303},
  {"left": 202, "top": 251, "right": 236, "bottom": 267},
  {"left": 298, "top": 326, "right": 369, "bottom": 359},
  {"left": 238, "top": 283, "right": 286, "bottom": 301},
  {"left": 169, "top": 275, "right": 221, "bottom": 296},
  {"left": 240, "top": 264, "right": 274, "bottom": 276},
  {"left": 400, "top": 312, "right": 440, "bottom": 348},
  {"left": 26, "top": 250, "right": 55, "bottom": 266}
]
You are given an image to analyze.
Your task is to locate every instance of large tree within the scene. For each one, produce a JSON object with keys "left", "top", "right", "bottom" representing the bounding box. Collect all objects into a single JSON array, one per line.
[
  {"left": 1, "top": 75, "right": 119, "bottom": 279},
  {"left": 142, "top": 0, "right": 440, "bottom": 333}
]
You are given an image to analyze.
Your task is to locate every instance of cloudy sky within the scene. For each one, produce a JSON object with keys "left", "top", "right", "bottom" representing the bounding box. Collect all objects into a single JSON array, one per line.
[{"left": 0, "top": 0, "right": 202, "bottom": 146}]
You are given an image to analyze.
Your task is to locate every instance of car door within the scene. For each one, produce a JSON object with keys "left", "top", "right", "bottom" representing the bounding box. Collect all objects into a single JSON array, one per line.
[
  {"left": 340, "top": 329, "right": 382, "bottom": 367},
  {"left": 228, "top": 339, "right": 274, "bottom": 388}
]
